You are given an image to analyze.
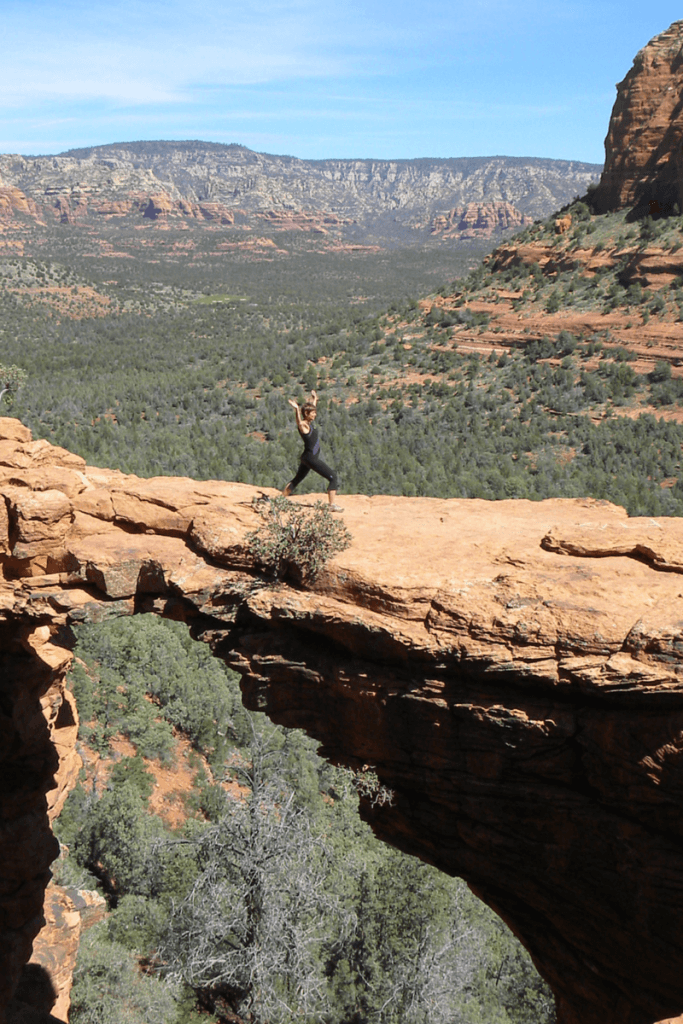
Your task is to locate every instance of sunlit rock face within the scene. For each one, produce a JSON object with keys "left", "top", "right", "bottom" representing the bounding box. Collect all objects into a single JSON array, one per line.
[
  {"left": 3, "top": 418, "right": 683, "bottom": 1023},
  {"left": 591, "top": 20, "right": 683, "bottom": 216}
]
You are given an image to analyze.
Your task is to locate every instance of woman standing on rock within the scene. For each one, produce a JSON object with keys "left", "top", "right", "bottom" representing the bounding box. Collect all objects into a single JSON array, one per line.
[{"left": 283, "top": 390, "right": 342, "bottom": 510}]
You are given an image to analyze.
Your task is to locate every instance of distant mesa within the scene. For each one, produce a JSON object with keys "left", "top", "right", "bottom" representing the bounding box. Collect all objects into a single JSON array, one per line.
[
  {"left": 0, "top": 145, "right": 601, "bottom": 244},
  {"left": 591, "top": 19, "right": 683, "bottom": 216}
]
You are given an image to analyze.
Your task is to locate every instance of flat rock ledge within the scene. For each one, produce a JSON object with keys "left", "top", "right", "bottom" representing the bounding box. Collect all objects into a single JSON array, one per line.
[{"left": 2, "top": 417, "right": 683, "bottom": 1024}]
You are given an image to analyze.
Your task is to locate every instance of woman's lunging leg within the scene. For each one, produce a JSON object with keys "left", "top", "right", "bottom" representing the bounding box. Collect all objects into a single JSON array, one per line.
[
  {"left": 304, "top": 454, "right": 340, "bottom": 505},
  {"left": 283, "top": 462, "right": 310, "bottom": 496}
]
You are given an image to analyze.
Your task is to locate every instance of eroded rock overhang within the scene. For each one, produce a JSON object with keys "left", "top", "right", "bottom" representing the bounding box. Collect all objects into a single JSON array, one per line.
[{"left": 2, "top": 416, "right": 683, "bottom": 1024}]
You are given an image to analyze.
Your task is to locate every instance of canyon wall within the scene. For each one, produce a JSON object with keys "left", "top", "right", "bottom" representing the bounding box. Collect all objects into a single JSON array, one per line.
[
  {"left": 3, "top": 419, "right": 683, "bottom": 1023},
  {"left": 0, "top": 145, "right": 600, "bottom": 233}
]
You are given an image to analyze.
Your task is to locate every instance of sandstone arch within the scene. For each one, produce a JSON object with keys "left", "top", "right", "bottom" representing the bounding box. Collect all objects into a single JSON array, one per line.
[{"left": 3, "top": 417, "right": 683, "bottom": 1024}]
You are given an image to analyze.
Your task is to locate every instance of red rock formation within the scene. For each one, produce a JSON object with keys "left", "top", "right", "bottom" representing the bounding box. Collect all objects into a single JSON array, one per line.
[
  {"left": 489, "top": 238, "right": 683, "bottom": 291},
  {"left": 431, "top": 202, "right": 532, "bottom": 238},
  {"left": 22, "top": 886, "right": 83, "bottom": 1022},
  {"left": 92, "top": 200, "right": 132, "bottom": 216},
  {"left": 257, "top": 209, "right": 351, "bottom": 233},
  {"left": 0, "top": 188, "right": 41, "bottom": 221},
  {"left": 5, "top": 417, "right": 683, "bottom": 1023},
  {"left": 140, "top": 192, "right": 175, "bottom": 219},
  {"left": 592, "top": 20, "right": 683, "bottom": 215},
  {"left": 195, "top": 203, "right": 235, "bottom": 224},
  {"left": 554, "top": 213, "right": 572, "bottom": 234},
  {"left": 49, "top": 197, "right": 90, "bottom": 225},
  {"left": 438, "top": 237, "right": 683, "bottom": 367},
  {"left": 0, "top": 188, "right": 244, "bottom": 228}
]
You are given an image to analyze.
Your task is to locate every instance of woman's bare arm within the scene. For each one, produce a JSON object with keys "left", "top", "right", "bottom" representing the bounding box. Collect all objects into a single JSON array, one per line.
[{"left": 288, "top": 398, "right": 308, "bottom": 433}]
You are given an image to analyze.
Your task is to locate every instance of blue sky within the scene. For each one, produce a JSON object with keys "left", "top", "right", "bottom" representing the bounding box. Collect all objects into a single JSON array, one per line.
[{"left": 0, "top": 1, "right": 681, "bottom": 163}]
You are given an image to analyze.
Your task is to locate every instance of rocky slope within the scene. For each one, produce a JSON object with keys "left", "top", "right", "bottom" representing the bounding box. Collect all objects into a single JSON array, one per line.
[
  {"left": 0, "top": 143, "right": 600, "bottom": 242},
  {"left": 591, "top": 20, "right": 683, "bottom": 216},
  {"left": 417, "top": 223, "right": 683, "bottom": 375},
  {"left": 3, "top": 418, "right": 683, "bottom": 1024}
]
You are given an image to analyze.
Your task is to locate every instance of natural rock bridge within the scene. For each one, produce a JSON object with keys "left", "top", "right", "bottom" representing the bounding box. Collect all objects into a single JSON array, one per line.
[{"left": 3, "top": 416, "right": 683, "bottom": 1024}]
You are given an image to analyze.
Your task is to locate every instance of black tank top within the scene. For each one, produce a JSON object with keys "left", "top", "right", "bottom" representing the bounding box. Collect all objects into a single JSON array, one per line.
[{"left": 300, "top": 423, "right": 320, "bottom": 456}]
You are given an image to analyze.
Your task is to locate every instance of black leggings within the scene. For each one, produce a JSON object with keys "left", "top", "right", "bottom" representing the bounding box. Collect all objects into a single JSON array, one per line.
[{"left": 288, "top": 453, "right": 339, "bottom": 493}]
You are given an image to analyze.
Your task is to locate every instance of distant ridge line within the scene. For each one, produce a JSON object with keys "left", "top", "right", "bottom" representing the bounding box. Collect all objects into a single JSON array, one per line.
[{"left": 45, "top": 139, "right": 602, "bottom": 174}]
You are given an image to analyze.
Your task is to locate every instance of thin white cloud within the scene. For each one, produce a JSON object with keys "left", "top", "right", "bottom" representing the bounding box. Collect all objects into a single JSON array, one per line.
[
  {"left": 0, "top": 0, "right": 408, "bottom": 108},
  {"left": 2, "top": 0, "right": 596, "bottom": 108}
]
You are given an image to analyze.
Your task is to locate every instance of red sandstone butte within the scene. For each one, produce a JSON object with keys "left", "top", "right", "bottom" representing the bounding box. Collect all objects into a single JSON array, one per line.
[
  {"left": 3, "top": 417, "right": 683, "bottom": 1023},
  {"left": 592, "top": 20, "right": 683, "bottom": 215}
]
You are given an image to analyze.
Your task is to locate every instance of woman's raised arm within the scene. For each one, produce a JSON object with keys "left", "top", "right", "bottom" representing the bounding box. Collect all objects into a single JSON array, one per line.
[{"left": 288, "top": 398, "right": 306, "bottom": 432}]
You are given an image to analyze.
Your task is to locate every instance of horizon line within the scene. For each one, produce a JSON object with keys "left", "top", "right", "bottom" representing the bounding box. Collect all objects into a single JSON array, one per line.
[{"left": 2, "top": 138, "right": 605, "bottom": 169}]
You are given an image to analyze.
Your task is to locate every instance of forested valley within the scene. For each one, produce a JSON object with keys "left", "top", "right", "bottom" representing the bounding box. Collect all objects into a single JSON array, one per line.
[
  {"left": 5, "top": 199, "right": 683, "bottom": 1023},
  {"left": 4, "top": 208, "right": 683, "bottom": 515}
]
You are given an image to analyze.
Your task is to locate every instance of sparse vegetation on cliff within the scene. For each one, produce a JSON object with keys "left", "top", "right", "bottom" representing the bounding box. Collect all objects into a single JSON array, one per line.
[{"left": 247, "top": 496, "right": 351, "bottom": 581}]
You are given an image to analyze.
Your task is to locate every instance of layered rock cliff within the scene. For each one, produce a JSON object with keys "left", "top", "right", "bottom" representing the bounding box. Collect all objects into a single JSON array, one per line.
[
  {"left": 0, "top": 144, "right": 600, "bottom": 240},
  {"left": 430, "top": 201, "right": 533, "bottom": 238},
  {"left": 3, "top": 418, "right": 683, "bottom": 1023},
  {"left": 591, "top": 20, "right": 683, "bottom": 215}
]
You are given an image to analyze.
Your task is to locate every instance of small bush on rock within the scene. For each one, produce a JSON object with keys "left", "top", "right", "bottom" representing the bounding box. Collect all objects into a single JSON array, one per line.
[{"left": 248, "top": 496, "right": 351, "bottom": 582}]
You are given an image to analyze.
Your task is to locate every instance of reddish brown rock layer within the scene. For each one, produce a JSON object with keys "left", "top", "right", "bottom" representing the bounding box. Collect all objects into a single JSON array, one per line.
[
  {"left": 0, "top": 184, "right": 351, "bottom": 235},
  {"left": 554, "top": 214, "right": 572, "bottom": 234},
  {"left": 426, "top": 239, "right": 683, "bottom": 370},
  {"left": 0, "top": 188, "right": 39, "bottom": 220},
  {"left": 431, "top": 201, "right": 532, "bottom": 238},
  {"left": 489, "top": 238, "right": 683, "bottom": 288},
  {"left": 592, "top": 20, "right": 683, "bottom": 214},
  {"left": 4, "top": 419, "right": 683, "bottom": 1023}
]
